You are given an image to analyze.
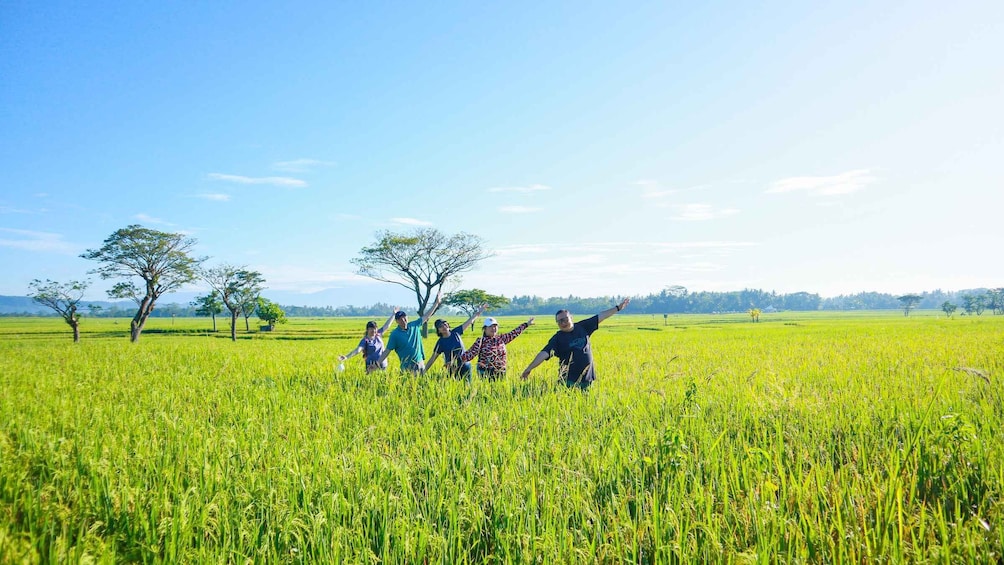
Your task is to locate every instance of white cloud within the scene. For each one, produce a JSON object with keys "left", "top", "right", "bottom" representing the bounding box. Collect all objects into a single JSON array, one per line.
[
  {"left": 670, "top": 203, "right": 740, "bottom": 221},
  {"left": 487, "top": 184, "right": 552, "bottom": 193},
  {"left": 0, "top": 228, "right": 78, "bottom": 254},
  {"left": 196, "top": 193, "right": 231, "bottom": 202},
  {"left": 134, "top": 213, "right": 173, "bottom": 226},
  {"left": 635, "top": 179, "right": 678, "bottom": 199},
  {"left": 498, "top": 205, "right": 542, "bottom": 214},
  {"left": 766, "top": 169, "right": 876, "bottom": 196},
  {"left": 272, "top": 159, "right": 335, "bottom": 173},
  {"left": 254, "top": 265, "right": 369, "bottom": 292},
  {"left": 390, "top": 217, "right": 434, "bottom": 227},
  {"left": 495, "top": 244, "right": 549, "bottom": 256},
  {"left": 635, "top": 180, "right": 708, "bottom": 200},
  {"left": 207, "top": 173, "right": 307, "bottom": 188},
  {"left": 0, "top": 206, "right": 32, "bottom": 214}
]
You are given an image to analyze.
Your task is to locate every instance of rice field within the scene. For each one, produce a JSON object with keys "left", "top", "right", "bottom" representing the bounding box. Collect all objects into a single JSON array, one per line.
[{"left": 1, "top": 311, "right": 1002, "bottom": 563}]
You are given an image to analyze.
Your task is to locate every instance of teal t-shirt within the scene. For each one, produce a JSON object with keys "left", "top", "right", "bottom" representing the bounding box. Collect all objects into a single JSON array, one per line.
[{"left": 386, "top": 320, "right": 425, "bottom": 368}]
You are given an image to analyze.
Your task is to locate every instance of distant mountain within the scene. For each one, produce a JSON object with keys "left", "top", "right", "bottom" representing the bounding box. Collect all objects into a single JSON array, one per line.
[
  {"left": 0, "top": 295, "right": 135, "bottom": 315},
  {"left": 0, "top": 295, "right": 47, "bottom": 315}
]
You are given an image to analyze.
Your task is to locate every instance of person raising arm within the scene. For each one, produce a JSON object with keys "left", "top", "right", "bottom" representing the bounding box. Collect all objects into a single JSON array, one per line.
[
  {"left": 521, "top": 298, "right": 629, "bottom": 389},
  {"left": 339, "top": 307, "right": 398, "bottom": 373},
  {"left": 426, "top": 303, "right": 487, "bottom": 379}
]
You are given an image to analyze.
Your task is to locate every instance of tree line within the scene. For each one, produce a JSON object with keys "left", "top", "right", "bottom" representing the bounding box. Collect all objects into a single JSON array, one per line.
[
  {"left": 25, "top": 224, "right": 1004, "bottom": 343},
  {"left": 28, "top": 225, "right": 491, "bottom": 342}
]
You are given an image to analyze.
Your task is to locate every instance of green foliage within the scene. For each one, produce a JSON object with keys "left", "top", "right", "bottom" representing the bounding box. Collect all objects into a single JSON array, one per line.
[
  {"left": 897, "top": 294, "right": 923, "bottom": 316},
  {"left": 202, "top": 264, "right": 265, "bottom": 341},
  {"left": 256, "top": 297, "right": 287, "bottom": 328},
  {"left": 962, "top": 293, "right": 988, "bottom": 316},
  {"left": 27, "top": 278, "right": 89, "bottom": 341},
  {"left": 80, "top": 224, "right": 203, "bottom": 342},
  {"left": 2, "top": 312, "right": 1003, "bottom": 562},
  {"left": 444, "top": 288, "right": 510, "bottom": 316},
  {"left": 942, "top": 301, "right": 958, "bottom": 318},
  {"left": 352, "top": 228, "right": 492, "bottom": 320}
]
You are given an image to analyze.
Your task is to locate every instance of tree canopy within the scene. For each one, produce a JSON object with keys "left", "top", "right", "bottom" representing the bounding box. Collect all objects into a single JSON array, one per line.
[
  {"left": 352, "top": 228, "right": 492, "bottom": 334},
  {"left": 256, "top": 297, "right": 287, "bottom": 329},
  {"left": 80, "top": 225, "right": 203, "bottom": 342},
  {"left": 202, "top": 264, "right": 265, "bottom": 341},
  {"left": 28, "top": 279, "right": 89, "bottom": 342},
  {"left": 444, "top": 289, "right": 510, "bottom": 317}
]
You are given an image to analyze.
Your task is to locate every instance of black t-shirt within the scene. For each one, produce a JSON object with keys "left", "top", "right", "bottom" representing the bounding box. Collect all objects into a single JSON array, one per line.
[{"left": 543, "top": 315, "right": 600, "bottom": 384}]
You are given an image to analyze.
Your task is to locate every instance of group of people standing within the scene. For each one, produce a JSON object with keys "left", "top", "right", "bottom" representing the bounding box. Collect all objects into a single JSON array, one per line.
[{"left": 339, "top": 295, "right": 631, "bottom": 389}]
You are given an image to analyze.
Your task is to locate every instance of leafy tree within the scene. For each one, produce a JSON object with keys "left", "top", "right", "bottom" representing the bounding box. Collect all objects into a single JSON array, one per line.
[
  {"left": 202, "top": 265, "right": 266, "bottom": 341},
  {"left": 961, "top": 294, "right": 987, "bottom": 316},
  {"left": 81, "top": 225, "right": 203, "bottom": 342},
  {"left": 192, "top": 293, "right": 223, "bottom": 331},
  {"left": 256, "top": 297, "right": 287, "bottom": 330},
  {"left": 352, "top": 228, "right": 492, "bottom": 335},
  {"left": 941, "top": 301, "right": 957, "bottom": 318},
  {"left": 444, "top": 289, "right": 510, "bottom": 316},
  {"left": 27, "top": 279, "right": 89, "bottom": 342},
  {"left": 748, "top": 307, "right": 761, "bottom": 322},
  {"left": 986, "top": 288, "right": 1004, "bottom": 315},
  {"left": 897, "top": 294, "right": 922, "bottom": 317}
]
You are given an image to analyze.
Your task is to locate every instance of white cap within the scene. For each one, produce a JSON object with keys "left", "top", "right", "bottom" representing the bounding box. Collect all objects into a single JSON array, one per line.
[{"left": 482, "top": 317, "right": 498, "bottom": 327}]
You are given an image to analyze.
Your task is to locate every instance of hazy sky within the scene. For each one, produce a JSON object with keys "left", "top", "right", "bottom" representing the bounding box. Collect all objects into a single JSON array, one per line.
[{"left": 2, "top": 1, "right": 1002, "bottom": 305}]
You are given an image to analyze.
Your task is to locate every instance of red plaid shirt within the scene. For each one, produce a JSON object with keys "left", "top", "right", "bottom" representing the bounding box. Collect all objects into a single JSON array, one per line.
[{"left": 460, "top": 322, "right": 528, "bottom": 373}]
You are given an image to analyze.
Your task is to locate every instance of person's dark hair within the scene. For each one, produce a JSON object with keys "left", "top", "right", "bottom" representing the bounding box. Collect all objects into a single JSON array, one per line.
[
  {"left": 366, "top": 320, "right": 378, "bottom": 329},
  {"left": 555, "top": 309, "right": 569, "bottom": 318},
  {"left": 434, "top": 319, "right": 447, "bottom": 329}
]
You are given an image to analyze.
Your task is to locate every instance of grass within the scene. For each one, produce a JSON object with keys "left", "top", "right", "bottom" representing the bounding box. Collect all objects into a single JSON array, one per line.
[{"left": 1, "top": 311, "right": 1002, "bottom": 563}]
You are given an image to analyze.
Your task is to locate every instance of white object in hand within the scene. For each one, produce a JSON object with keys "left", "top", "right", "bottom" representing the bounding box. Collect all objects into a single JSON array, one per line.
[{"left": 337, "top": 362, "right": 345, "bottom": 373}]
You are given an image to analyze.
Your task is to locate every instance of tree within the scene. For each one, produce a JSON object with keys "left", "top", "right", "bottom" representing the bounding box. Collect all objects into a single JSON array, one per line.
[
  {"left": 256, "top": 297, "right": 287, "bottom": 330},
  {"left": 941, "top": 301, "right": 957, "bottom": 318},
  {"left": 748, "top": 307, "right": 761, "bottom": 322},
  {"left": 202, "top": 265, "right": 266, "bottom": 341},
  {"left": 192, "top": 293, "right": 223, "bottom": 332},
  {"left": 897, "top": 294, "right": 922, "bottom": 317},
  {"left": 81, "top": 225, "right": 203, "bottom": 342},
  {"left": 444, "top": 289, "right": 510, "bottom": 316},
  {"left": 986, "top": 288, "right": 1004, "bottom": 315},
  {"left": 961, "top": 294, "right": 987, "bottom": 316},
  {"left": 28, "top": 279, "right": 89, "bottom": 342},
  {"left": 352, "top": 228, "right": 492, "bottom": 335}
]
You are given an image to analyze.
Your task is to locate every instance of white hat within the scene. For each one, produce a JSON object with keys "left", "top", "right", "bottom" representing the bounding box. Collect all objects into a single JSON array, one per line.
[{"left": 482, "top": 317, "right": 498, "bottom": 327}]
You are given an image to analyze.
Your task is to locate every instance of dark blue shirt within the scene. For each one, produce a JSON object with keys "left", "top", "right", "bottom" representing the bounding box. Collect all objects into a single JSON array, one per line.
[
  {"left": 433, "top": 326, "right": 466, "bottom": 365},
  {"left": 543, "top": 315, "right": 600, "bottom": 384}
]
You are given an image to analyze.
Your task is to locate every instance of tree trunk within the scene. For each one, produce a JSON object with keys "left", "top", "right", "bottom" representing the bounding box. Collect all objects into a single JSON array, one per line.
[
  {"left": 130, "top": 294, "right": 155, "bottom": 343},
  {"left": 230, "top": 311, "right": 239, "bottom": 342},
  {"left": 211, "top": 313, "right": 217, "bottom": 332},
  {"left": 71, "top": 321, "right": 80, "bottom": 343}
]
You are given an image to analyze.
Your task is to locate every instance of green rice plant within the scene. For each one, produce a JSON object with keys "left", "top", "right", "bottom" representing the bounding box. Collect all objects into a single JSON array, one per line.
[{"left": 0, "top": 312, "right": 1001, "bottom": 563}]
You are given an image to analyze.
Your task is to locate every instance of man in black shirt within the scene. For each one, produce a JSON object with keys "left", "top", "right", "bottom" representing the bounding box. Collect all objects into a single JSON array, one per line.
[{"left": 520, "top": 298, "right": 630, "bottom": 389}]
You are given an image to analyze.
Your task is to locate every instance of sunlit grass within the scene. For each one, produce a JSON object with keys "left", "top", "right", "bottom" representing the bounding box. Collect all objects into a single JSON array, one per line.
[{"left": 1, "top": 312, "right": 1001, "bottom": 562}]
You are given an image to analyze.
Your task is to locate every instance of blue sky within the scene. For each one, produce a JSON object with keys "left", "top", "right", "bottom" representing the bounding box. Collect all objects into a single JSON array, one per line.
[{"left": 2, "top": 1, "right": 1002, "bottom": 306}]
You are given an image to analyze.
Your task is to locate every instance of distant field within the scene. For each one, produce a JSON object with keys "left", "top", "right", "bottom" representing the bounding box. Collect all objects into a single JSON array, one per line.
[{"left": 1, "top": 312, "right": 1002, "bottom": 562}]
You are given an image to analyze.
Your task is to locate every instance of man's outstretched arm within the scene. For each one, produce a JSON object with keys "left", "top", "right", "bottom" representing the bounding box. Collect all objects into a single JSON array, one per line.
[
  {"left": 520, "top": 351, "right": 550, "bottom": 380},
  {"left": 597, "top": 298, "right": 630, "bottom": 323}
]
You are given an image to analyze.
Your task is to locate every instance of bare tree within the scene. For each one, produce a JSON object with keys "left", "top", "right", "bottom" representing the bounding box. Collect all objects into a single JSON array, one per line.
[
  {"left": 352, "top": 228, "right": 492, "bottom": 335},
  {"left": 81, "top": 225, "right": 203, "bottom": 342},
  {"left": 28, "top": 279, "right": 89, "bottom": 342}
]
